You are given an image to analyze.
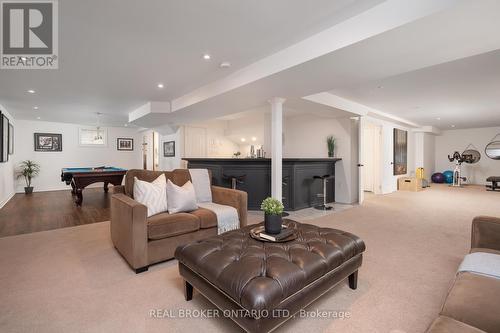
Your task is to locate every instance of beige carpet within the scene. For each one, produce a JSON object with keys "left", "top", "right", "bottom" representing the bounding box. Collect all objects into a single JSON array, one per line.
[{"left": 1, "top": 184, "right": 499, "bottom": 333}]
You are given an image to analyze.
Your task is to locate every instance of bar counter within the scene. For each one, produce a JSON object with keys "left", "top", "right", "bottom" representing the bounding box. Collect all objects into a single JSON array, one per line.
[{"left": 183, "top": 158, "right": 341, "bottom": 211}]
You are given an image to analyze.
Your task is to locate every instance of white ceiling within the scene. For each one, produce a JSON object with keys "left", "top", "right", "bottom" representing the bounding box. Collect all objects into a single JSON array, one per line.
[
  {"left": 0, "top": 0, "right": 383, "bottom": 126},
  {"left": 148, "top": 0, "right": 500, "bottom": 129},
  {"left": 2, "top": 0, "right": 500, "bottom": 131},
  {"left": 331, "top": 50, "right": 500, "bottom": 129},
  {"left": 217, "top": 98, "right": 355, "bottom": 121}
]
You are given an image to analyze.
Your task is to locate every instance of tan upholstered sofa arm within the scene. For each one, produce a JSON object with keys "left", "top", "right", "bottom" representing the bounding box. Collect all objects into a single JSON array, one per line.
[
  {"left": 211, "top": 186, "right": 248, "bottom": 227},
  {"left": 471, "top": 216, "right": 500, "bottom": 252},
  {"left": 110, "top": 193, "right": 148, "bottom": 270},
  {"left": 112, "top": 185, "right": 125, "bottom": 194}
]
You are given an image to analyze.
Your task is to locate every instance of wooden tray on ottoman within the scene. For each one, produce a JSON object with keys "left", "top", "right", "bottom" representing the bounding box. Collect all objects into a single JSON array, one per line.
[
  {"left": 174, "top": 219, "right": 366, "bottom": 333},
  {"left": 249, "top": 224, "right": 297, "bottom": 243}
]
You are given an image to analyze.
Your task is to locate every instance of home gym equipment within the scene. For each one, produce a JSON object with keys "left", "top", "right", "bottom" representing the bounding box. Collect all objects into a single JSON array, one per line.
[
  {"left": 416, "top": 167, "right": 430, "bottom": 188},
  {"left": 447, "top": 145, "right": 482, "bottom": 187},
  {"left": 431, "top": 172, "right": 445, "bottom": 183},
  {"left": 398, "top": 177, "right": 423, "bottom": 192},
  {"left": 486, "top": 176, "right": 500, "bottom": 191},
  {"left": 443, "top": 170, "right": 454, "bottom": 184}
]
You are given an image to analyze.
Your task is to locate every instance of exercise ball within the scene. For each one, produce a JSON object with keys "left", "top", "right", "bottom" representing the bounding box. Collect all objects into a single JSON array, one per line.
[
  {"left": 431, "top": 172, "right": 445, "bottom": 183},
  {"left": 443, "top": 170, "right": 454, "bottom": 184}
]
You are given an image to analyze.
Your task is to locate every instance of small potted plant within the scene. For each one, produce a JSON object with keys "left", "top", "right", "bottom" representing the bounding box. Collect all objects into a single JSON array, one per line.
[
  {"left": 261, "top": 197, "right": 284, "bottom": 234},
  {"left": 17, "top": 160, "right": 40, "bottom": 194},
  {"left": 327, "top": 136, "right": 336, "bottom": 157}
]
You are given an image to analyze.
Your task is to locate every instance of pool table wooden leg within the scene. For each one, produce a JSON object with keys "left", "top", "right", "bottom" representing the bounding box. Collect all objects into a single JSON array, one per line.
[
  {"left": 70, "top": 180, "right": 76, "bottom": 196},
  {"left": 75, "top": 189, "right": 83, "bottom": 206},
  {"left": 103, "top": 182, "right": 109, "bottom": 193}
]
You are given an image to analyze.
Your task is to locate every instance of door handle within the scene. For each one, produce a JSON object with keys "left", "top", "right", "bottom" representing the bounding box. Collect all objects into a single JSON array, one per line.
[{"left": 357, "top": 164, "right": 364, "bottom": 167}]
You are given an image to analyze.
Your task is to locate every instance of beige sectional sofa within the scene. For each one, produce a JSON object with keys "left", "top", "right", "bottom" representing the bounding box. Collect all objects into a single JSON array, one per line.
[{"left": 427, "top": 216, "right": 500, "bottom": 333}]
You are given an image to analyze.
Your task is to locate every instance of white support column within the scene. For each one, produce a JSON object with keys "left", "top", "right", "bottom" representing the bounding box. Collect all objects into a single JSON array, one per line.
[{"left": 269, "top": 97, "right": 285, "bottom": 201}]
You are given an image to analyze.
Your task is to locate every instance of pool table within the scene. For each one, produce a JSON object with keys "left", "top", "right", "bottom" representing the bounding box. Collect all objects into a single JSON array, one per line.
[{"left": 61, "top": 167, "right": 127, "bottom": 206}]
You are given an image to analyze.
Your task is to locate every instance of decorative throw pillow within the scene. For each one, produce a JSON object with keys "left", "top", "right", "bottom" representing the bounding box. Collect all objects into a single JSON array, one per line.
[
  {"left": 133, "top": 174, "right": 168, "bottom": 217},
  {"left": 166, "top": 180, "right": 198, "bottom": 214}
]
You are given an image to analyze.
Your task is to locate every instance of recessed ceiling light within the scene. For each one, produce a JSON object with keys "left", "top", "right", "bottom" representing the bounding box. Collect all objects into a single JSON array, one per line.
[
  {"left": 36, "top": 116, "right": 41, "bottom": 120},
  {"left": 436, "top": 117, "right": 441, "bottom": 120},
  {"left": 251, "top": 137, "right": 257, "bottom": 141},
  {"left": 27, "top": 89, "right": 35, "bottom": 94},
  {"left": 451, "top": 125, "right": 456, "bottom": 128},
  {"left": 124, "top": 124, "right": 128, "bottom": 127},
  {"left": 203, "top": 54, "right": 211, "bottom": 60},
  {"left": 240, "top": 138, "right": 246, "bottom": 142},
  {"left": 220, "top": 61, "right": 231, "bottom": 68},
  {"left": 33, "top": 106, "right": 39, "bottom": 110},
  {"left": 157, "top": 83, "right": 164, "bottom": 89}
]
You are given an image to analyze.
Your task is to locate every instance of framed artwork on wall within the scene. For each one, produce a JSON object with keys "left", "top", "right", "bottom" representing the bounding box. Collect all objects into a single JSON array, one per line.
[
  {"left": 164, "top": 141, "right": 175, "bottom": 157},
  {"left": 78, "top": 127, "right": 107, "bottom": 147},
  {"left": 393, "top": 128, "right": 408, "bottom": 175},
  {"left": 0, "top": 112, "right": 8, "bottom": 162},
  {"left": 9, "top": 123, "right": 14, "bottom": 155},
  {"left": 34, "top": 133, "right": 63, "bottom": 152},
  {"left": 117, "top": 138, "right": 134, "bottom": 151}
]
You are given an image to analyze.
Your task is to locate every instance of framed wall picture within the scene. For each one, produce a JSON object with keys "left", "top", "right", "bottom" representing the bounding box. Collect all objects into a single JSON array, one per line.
[
  {"left": 393, "top": 128, "right": 408, "bottom": 175},
  {"left": 117, "top": 138, "right": 134, "bottom": 151},
  {"left": 78, "top": 127, "right": 107, "bottom": 147},
  {"left": 34, "top": 133, "right": 63, "bottom": 152},
  {"left": 8, "top": 123, "right": 14, "bottom": 155},
  {"left": 164, "top": 141, "right": 175, "bottom": 157},
  {"left": 0, "top": 112, "right": 8, "bottom": 162}
]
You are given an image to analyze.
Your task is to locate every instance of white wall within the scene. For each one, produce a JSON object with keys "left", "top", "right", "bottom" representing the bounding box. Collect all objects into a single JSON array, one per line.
[
  {"left": 0, "top": 106, "right": 15, "bottom": 208},
  {"left": 159, "top": 128, "right": 184, "bottom": 170},
  {"left": 365, "top": 116, "right": 416, "bottom": 194},
  {"left": 13, "top": 120, "right": 143, "bottom": 192},
  {"left": 435, "top": 126, "right": 500, "bottom": 185},
  {"left": 415, "top": 132, "right": 436, "bottom": 179},
  {"left": 283, "top": 114, "right": 358, "bottom": 204},
  {"left": 158, "top": 122, "right": 239, "bottom": 171}
]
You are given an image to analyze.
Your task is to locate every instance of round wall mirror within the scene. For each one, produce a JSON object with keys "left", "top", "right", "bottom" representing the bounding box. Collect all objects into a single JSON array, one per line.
[
  {"left": 485, "top": 141, "right": 500, "bottom": 160},
  {"left": 462, "top": 149, "right": 481, "bottom": 164}
]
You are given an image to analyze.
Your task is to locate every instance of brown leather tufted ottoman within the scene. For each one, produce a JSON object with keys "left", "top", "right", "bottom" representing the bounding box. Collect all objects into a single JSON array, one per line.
[{"left": 174, "top": 220, "right": 365, "bottom": 332}]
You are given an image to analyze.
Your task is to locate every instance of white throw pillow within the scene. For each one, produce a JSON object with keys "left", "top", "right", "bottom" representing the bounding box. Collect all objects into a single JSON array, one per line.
[
  {"left": 166, "top": 180, "right": 198, "bottom": 214},
  {"left": 133, "top": 174, "right": 168, "bottom": 217}
]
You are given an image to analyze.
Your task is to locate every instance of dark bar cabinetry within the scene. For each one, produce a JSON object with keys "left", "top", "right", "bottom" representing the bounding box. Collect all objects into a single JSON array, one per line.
[{"left": 183, "top": 158, "right": 341, "bottom": 211}]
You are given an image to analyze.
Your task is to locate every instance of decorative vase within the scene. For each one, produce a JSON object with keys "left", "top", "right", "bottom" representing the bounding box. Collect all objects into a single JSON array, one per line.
[
  {"left": 328, "top": 151, "right": 334, "bottom": 158},
  {"left": 264, "top": 213, "right": 282, "bottom": 234},
  {"left": 24, "top": 187, "right": 33, "bottom": 194}
]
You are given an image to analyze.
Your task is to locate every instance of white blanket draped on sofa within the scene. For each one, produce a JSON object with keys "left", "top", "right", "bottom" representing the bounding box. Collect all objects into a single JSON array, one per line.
[
  {"left": 189, "top": 169, "right": 240, "bottom": 234},
  {"left": 458, "top": 252, "right": 500, "bottom": 280}
]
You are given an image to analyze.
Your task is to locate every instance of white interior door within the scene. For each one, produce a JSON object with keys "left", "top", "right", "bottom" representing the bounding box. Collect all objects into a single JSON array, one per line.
[
  {"left": 358, "top": 116, "right": 365, "bottom": 204},
  {"left": 362, "top": 125, "right": 374, "bottom": 192}
]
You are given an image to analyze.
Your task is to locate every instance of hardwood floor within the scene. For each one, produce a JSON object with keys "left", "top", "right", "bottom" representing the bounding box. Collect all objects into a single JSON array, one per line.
[{"left": 0, "top": 188, "right": 110, "bottom": 238}]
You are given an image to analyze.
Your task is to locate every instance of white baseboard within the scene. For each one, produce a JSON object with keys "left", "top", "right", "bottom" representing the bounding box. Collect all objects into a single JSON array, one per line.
[
  {"left": 15, "top": 183, "right": 108, "bottom": 194},
  {"left": 0, "top": 192, "right": 15, "bottom": 209}
]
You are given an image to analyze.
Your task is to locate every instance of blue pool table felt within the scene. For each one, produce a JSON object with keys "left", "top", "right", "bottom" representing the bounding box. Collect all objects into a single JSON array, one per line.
[{"left": 62, "top": 167, "right": 126, "bottom": 173}]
